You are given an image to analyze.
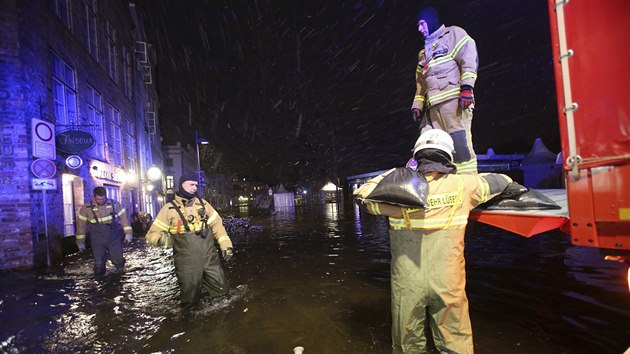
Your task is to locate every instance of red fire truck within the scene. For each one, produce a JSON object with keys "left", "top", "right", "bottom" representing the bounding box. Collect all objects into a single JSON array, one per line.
[{"left": 470, "top": 0, "right": 630, "bottom": 287}]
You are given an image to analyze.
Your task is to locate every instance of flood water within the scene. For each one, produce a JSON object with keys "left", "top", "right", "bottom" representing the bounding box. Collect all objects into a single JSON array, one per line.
[{"left": 1, "top": 202, "right": 629, "bottom": 354}]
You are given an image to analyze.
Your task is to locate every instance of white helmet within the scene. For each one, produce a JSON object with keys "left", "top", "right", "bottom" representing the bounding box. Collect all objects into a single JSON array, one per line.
[{"left": 412, "top": 129, "right": 454, "bottom": 161}]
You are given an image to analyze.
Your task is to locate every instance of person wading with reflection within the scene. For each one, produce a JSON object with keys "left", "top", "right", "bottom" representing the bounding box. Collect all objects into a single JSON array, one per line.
[
  {"left": 354, "top": 129, "right": 512, "bottom": 353},
  {"left": 146, "top": 173, "right": 234, "bottom": 308},
  {"left": 76, "top": 186, "right": 133, "bottom": 276}
]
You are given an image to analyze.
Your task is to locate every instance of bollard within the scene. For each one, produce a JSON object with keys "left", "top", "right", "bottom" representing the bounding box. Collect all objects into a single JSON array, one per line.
[{"left": 293, "top": 346, "right": 304, "bottom": 354}]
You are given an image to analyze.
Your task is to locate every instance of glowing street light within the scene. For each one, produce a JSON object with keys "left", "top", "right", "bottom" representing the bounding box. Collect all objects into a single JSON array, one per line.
[{"left": 147, "top": 166, "right": 162, "bottom": 181}]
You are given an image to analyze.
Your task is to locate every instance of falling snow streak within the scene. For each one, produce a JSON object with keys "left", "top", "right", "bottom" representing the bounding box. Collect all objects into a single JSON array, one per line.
[{"left": 135, "top": 0, "right": 558, "bottom": 183}]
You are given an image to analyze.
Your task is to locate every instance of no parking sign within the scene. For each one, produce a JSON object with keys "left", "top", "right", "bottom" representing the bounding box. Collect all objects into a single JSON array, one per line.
[{"left": 31, "top": 159, "right": 56, "bottom": 179}]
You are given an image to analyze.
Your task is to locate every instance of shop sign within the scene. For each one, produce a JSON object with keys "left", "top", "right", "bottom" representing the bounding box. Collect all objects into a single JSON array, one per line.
[{"left": 56, "top": 130, "right": 95, "bottom": 154}]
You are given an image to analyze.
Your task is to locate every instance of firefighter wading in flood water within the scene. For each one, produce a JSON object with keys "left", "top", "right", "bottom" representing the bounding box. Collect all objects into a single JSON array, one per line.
[
  {"left": 354, "top": 129, "right": 512, "bottom": 353},
  {"left": 146, "top": 173, "right": 234, "bottom": 308},
  {"left": 75, "top": 186, "right": 133, "bottom": 276}
]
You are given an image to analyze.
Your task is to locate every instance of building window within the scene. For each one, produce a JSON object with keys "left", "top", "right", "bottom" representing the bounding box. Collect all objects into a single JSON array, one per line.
[
  {"left": 52, "top": 0, "right": 71, "bottom": 28},
  {"left": 82, "top": 0, "right": 98, "bottom": 60},
  {"left": 52, "top": 53, "right": 77, "bottom": 126},
  {"left": 123, "top": 117, "right": 136, "bottom": 170},
  {"left": 86, "top": 86, "right": 105, "bottom": 159},
  {"left": 103, "top": 185, "right": 120, "bottom": 203},
  {"left": 122, "top": 47, "right": 133, "bottom": 98},
  {"left": 105, "top": 20, "right": 117, "bottom": 82},
  {"left": 166, "top": 175, "right": 174, "bottom": 189},
  {"left": 108, "top": 104, "right": 122, "bottom": 166}
]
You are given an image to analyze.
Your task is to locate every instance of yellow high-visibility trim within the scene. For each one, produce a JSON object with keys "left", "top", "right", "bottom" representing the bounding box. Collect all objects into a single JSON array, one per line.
[
  {"left": 78, "top": 214, "right": 88, "bottom": 221},
  {"left": 76, "top": 234, "right": 86, "bottom": 240},
  {"left": 389, "top": 214, "right": 469, "bottom": 229},
  {"left": 455, "top": 159, "right": 478, "bottom": 175},
  {"left": 154, "top": 219, "right": 170, "bottom": 232},
  {"left": 217, "top": 235, "right": 231, "bottom": 244},
  {"left": 207, "top": 210, "right": 219, "bottom": 224},
  {"left": 451, "top": 35, "right": 471, "bottom": 59},
  {"left": 461, "top": 72, "right": 477, "bottom": 80},
  {"left": 428, "top": 87, "right": 460, "bottom": 105},
  {"left": 428, "top": 55, "right": 453, "bottom": 68}
]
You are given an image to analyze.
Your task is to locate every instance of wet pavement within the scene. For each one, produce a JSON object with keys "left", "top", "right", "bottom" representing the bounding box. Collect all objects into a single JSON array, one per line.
[{"left": 1, "top": 202, "right": 629, "bottom": 353}]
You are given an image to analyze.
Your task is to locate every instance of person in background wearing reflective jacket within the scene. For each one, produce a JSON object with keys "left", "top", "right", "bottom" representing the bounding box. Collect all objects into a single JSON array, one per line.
[
  {"left": 76, "top": 186, "right": 133, "bottom": 276},
  {"left": 411, "top": 6, "right": 479, "bottom": 174},
  {"left": 354, "top": 129, "right": 512, "bottom": 354},
  {"left": 145, "top": 173, "right": 233, "bottom": 309}
]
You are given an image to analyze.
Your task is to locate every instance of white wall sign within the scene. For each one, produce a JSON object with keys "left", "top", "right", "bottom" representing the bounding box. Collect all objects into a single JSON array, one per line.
[{"left": 32, "top": 118, "right": 56, "bottom": 160}]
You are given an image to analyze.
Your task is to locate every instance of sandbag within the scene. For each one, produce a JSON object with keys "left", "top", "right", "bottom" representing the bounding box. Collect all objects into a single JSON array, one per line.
[
  {"left": 483, "top": 186, "right": 561, "bottom": 210},
  {"left": 363, "top": 167, "right": 429, "bottom": 208}
]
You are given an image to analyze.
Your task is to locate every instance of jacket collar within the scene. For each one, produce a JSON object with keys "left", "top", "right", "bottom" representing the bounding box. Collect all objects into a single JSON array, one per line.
[{"left": 426, "top": 24, "right": 446, "bottom": 44}]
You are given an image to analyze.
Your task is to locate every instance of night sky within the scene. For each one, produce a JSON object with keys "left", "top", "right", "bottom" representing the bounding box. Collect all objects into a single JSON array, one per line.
[{"left": 136, "top": 0, "right": 559, "bottom": 184}]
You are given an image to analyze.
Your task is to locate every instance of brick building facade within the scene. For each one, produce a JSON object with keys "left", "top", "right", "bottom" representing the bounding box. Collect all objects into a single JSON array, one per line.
[{"left": 0, "top": 0, "right": 163, "bottom": 269}]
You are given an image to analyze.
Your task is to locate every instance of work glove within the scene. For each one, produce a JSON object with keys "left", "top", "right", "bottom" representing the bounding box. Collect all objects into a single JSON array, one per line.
[
  {"left": 222, "top": 247, "right": 234, "bottom": 262},
  {"left": 124, "top": 234, "right": 133, "bottom": 244},
  {"left": 218, "top": 236, "right": 234, "bottom": 262},
  {"left": 412, "top": 108, "right": 422, "bottom": 122},
  {"left": 159, "top": 234, "right": 172, "bottom": 248},
  {"left": 76, "top": 239, "right": 86, "bottom": 252},
  {"left": 459, "top": 85, "right": 474, "bottom": 109}
]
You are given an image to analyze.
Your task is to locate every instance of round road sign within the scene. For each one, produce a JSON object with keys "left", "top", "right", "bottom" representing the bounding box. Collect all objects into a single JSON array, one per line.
[{"left": 31, "top": 159, "right": 57, "bottom": 179}]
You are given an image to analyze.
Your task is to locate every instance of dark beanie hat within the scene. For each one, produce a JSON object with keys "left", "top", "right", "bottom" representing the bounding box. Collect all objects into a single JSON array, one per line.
[
  {"left": 417, "top": 7, "right": 441, "bottom": 35},
  {"left": 178, "top": 173, "right": 197, "bottom": 190},
  {"left": 177, "top": 172, "right": 198, "bottom": 199}
]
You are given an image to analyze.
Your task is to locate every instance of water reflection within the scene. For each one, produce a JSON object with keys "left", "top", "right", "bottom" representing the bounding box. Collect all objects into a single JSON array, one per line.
[{"left": 0, "top": 203, "right": 628, "bottom": 353}]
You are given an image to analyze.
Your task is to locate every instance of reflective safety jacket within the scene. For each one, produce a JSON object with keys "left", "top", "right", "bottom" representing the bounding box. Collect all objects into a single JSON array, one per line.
[
  {"left": 76, "top": 199, "right": 132, "bottom": 241},
  {"left": 354, "top": 169, "right": 511, "bottom": 231},
  {"left": 146, "top": 194, "right": 232, "bottom": 249},
  {"left": 412, "top": 25, "right": 478, "bottom": 110}
]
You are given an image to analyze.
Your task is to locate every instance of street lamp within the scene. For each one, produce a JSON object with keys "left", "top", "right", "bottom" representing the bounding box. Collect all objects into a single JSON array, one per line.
[{"left": 195, "top": 129, "right": 209, "bottom": 198}]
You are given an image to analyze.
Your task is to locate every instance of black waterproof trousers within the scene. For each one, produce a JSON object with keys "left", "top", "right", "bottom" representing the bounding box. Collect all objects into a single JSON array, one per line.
[
  {"left": 90, "top": 223, "right": 124, "bottom": 275},
  {"left": 172, "top": 230, "right": 228, "bottom": 308}
]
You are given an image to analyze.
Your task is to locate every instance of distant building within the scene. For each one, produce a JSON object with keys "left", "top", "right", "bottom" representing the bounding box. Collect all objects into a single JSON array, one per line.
[{"left": 0, "top": 1, "right": 163, "bottom": 269}]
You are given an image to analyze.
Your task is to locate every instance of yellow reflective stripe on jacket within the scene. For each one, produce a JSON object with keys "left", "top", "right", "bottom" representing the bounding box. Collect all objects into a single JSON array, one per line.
[
  {"left": 414, "top": 94, "right": 425, "bottom": 102},
  {"left": 167, "top": 222, "right": 210, "bottom": 234},
  {"left": 117, "top": 208, "right": 126, "bottom": 217},
  {"left": 76, "top": 234, "right": 86, "bottom": 240},
  {"left": 455, "top": 159, "right": 478, "bottom": 175},
  {"left": 123, "top": 226, "right": 132, "bottom": 231},
  {"left": 427, "top": 55, "right": 453, "bottom": 68},
  {"left": 153, "top": 219, "right": 170, "bottom": 232},
  {"left": 78, "top": 214, "right": 88, "bottom": 221},
  {"left": 368, "top": 201, "right": 381, "bottom": 215},
  {"left": 461, "top": 71, "right": 477, "bottom": 80},
  {"left": 207, "top": 210, "right": 219, "bottom": 224},
  {"left": 389, "top": 214, "right": 469, "bottom": 230},
  {"left": 478, "top": 178, "right": 490, "bottom": 203},
  {"left": 450, "top": 35, "right": 472, "bottom": 59},
  {"left": 427, "top": 87, "right": 460, "bottom": 105}
]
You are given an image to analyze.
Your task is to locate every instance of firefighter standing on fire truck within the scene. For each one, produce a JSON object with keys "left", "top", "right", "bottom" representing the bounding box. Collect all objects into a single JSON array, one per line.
[{"left": 412, "top": 6, "right": 479, "bottom": 174}]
